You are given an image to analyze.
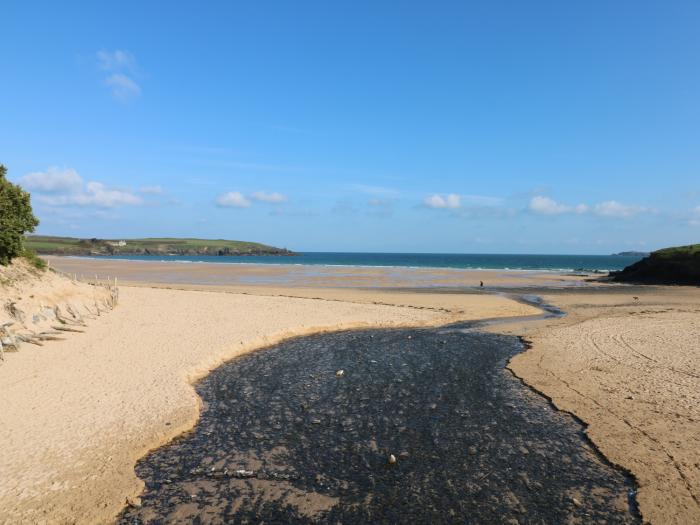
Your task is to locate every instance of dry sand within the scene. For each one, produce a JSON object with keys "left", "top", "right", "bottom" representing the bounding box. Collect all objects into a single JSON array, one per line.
[
  {"left": 503, "top": 287, "right": 700, "bottom": 525},
  {"left": 0, "top": 275, "right": 539, "bottom": 524}
]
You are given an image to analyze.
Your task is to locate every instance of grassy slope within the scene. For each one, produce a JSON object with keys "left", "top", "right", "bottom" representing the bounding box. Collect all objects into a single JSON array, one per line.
[
  {"left": 25, "top": 235, "right": 291, "bottom": 255},
  {"left": 613, "top": 244, "right": 700, "bottom": 285}
]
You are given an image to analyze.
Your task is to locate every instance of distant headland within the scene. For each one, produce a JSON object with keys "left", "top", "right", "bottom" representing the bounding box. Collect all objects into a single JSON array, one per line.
[
  {"left": 25, "top": 235, "right": 295, "bottom": 257},
  {"left": 611, "top": 250, "right": 650, "bottom": 257}
]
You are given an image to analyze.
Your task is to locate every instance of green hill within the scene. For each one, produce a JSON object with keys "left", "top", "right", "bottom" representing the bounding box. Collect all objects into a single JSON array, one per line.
[
  {"left": 25, "top": 235, "right": 294, "bottom": 257},
  {"left": 611, "top": 244, "right": 700, "bottom": 285}
]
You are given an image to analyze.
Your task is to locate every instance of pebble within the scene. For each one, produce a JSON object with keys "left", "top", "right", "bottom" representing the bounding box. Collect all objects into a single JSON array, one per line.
[
  {"left": 388, "top": 454, "right": 397, "bottom": 464},
  {"left": 336, "top": 370, "right": 345, "bottom": 377}
]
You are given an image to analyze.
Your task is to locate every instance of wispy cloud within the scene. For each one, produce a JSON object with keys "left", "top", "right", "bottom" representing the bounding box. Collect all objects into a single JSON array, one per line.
[
  {"left": 139, "top": 185, "right": 164, "bottom": 195},
  {"left": 424, "top": 193, "right": 461, "bottom": 209},
  {"left": 20, "top": 166, "right": 82, "bottom": 193},
  {"left": 97, "top": 50, "right": 134, "bottom": 70},
  {"left": 105, "top": 73, "right": 141, "bottom": 101},
  {"left": 350, "top": 184, "right": 400, "bottom": 198},
  {"left": 593, "top": 200, "right": 648, "bottom": 218},
  {"left": 251, "top": 191, "right": 288, "bottom": 203},
  {"left": 21, "top": 167, "right": 143, "bottom": 208},
  {"left": 528, "top": 196, "right": 588, "bottom": 215},
  {"left": 97, "top": 49, "right": 141, "bottom": 102},
  {"left": 689, "top": 206, "right": 700, "bottom": 226},
  {"left": 216, "top": 191, "right": 251, "bottom": 208},
  {"left": 529, "top": 195, "right": 648, "bottom": 218}
]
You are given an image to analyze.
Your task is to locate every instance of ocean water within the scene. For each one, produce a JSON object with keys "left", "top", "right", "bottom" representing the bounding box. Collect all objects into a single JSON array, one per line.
[{"left": 101, "top": 252, "right": 643, "bottom": 272}]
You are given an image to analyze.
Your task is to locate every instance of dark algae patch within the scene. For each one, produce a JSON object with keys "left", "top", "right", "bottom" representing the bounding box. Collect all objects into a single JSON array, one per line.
[{"left": 119, "top": 326, "right": 640, "bottom": 524}]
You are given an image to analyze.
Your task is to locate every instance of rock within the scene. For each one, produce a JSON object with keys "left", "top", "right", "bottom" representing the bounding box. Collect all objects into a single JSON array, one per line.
[
  {"left": 234, "top": 469, "right": 255, "bottom": 478},
  {"left": 399, "top": 451, "right": 410, "bottom": 459},
  {"left": 388, "top": 454, "right": 397, "bottom": 464},
  {"left": 311, "top": 418, "right": 321, "bottom": 425},
  {"left": 336, "top": 369, "right": 345, "bottom": 377},
  {"left": 468, "top": 446, "right": 478, "bottom": 455},
  {"left": 571, "top": 497, "right": 581, "bottom": 506},
  {"left": 125, "top": 496, "right": 141, "bottom": 508}
]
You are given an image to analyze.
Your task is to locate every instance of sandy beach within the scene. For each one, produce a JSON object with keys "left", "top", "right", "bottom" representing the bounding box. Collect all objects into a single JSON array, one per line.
[
  {"left": 1, "top": 257, "right": 699, "bottom": 524},
  {"left": 503, "top": 287, "right": 700, "bottom": 524},
  {"left": 0, "top": 261, "right": 539, "bottom": 524}
]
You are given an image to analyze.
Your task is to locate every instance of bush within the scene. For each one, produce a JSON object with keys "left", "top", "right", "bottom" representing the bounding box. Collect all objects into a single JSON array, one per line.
[
  {"left": 0, "top": 164, "right": 39, "bottom": 265},
  {"left": 21, "top": 248, "right": 47, "bottom": 270}
]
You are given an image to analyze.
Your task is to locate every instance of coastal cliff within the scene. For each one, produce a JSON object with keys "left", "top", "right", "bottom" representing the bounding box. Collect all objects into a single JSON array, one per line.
[
  {"left": 25, "top": 235, "right": 294, "bottom": 257},
  {"left": 611, "top": 244, "right": 700, "bottom": 285}
]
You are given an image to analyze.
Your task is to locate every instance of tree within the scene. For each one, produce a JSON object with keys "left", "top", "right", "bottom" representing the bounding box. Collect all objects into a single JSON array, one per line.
[{"left": 0, "top": 164, "right": 39, "bottom": 265}]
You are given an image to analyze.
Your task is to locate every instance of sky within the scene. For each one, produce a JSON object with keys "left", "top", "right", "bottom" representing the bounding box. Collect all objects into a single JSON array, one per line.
[{"left": 2, "top": 1, "right": 699, "bottom": 254}]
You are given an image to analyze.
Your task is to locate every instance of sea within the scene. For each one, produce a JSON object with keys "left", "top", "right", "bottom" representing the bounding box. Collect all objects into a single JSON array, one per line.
[{"left": 101, "top": 252, "right": 643, "bottom": 272}]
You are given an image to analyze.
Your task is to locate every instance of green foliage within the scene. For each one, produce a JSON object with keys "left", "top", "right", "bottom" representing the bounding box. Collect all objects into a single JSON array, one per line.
[
  {"left": 21, "top": 248, "right": 47, "bottom": 270},
  {"left": 654, "top": 244, "right": 700, "bottom": 258},
  {"left": 0, "top": 165, "right": 40, "bottom": 265},
  {"left": 24, "top": 235, "right": 291, "bottom": 256}
]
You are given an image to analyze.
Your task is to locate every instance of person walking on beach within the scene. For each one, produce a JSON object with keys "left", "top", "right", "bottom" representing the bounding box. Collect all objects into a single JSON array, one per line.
[{"left": 480, "top": 280, "right": 484, "bottom": 288}]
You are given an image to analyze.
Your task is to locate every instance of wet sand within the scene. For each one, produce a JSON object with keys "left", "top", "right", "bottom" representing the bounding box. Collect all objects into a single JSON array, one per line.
[
  {"left": 499, "top": 286, "right": 700, "bottom": 524},
  {"left": 44, "top": 255, "right": 597, "bottom": 289},
  {"left": 119, "top": 325, "right": 638, "bottom": 524}
]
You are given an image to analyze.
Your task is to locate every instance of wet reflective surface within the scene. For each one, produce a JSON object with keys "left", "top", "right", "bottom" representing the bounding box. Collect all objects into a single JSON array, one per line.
[{"left": 120, "top": 326, "right": 639, "bottom": 524}]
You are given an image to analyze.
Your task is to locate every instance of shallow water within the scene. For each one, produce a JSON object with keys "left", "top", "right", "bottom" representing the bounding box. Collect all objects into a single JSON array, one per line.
[{"left": 119, "top": 327, "right": 639, "bottom": 524}]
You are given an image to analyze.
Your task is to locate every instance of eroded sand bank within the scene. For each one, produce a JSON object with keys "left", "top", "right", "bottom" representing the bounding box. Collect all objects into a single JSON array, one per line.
[
  {"left": 504, "top": 288, "right": 700, "bottom": 524},
  {"left": 0, "top": 284, "right": 538, "bottom": 524}
]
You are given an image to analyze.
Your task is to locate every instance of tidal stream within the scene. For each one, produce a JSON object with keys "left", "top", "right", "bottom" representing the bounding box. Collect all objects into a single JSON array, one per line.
[{"left": 120, "top": 319, "right": 640, "bottom": 524}]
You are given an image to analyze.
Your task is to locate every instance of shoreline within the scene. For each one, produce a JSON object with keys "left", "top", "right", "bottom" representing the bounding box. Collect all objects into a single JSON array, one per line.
[
  {"left": 42, "top": 255, "right": 604, "bottom": 289},
  {"left": 54, "top": 254, "right": 615, "bottom": 273}
]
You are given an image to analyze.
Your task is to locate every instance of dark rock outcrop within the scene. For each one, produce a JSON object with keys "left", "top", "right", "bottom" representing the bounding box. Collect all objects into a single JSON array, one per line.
[{"left": 611, "top": 245, "right": 700, "bottom": 285}]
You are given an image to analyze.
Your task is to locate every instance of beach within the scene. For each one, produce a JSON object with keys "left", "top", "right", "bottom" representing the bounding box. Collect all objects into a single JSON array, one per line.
[
  {"left": 0, "top": 261, "right": 539, "bottom": 524},
  {"left": 1, "top": 257, "right": 698, "bottom": 523}
]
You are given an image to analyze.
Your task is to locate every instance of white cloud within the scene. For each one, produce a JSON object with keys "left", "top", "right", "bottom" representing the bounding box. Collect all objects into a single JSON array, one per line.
[
  {"left": 216, "top": 191, "right": 251, "bottom": 208},
  {"left": 251, "top": 191, "right": 287, "bottom": 203},
  {"left": 350, "top": 184, "right": 400, "bottom": 197},
  {"left": 105, "top": 73, "right": 141, "bottom": 101},
  {"left": 593, "top": 200, "right": 646, "bottom": 218},
  {"left": 424, "top": 193, "right": 461, "bottom": 209},
  {"left": 529, "top": 196, "right": 588, "bottom": 215},
  {"left": 20, "top": 167, "right": 82, "bottom": 193},
  {"left": 528, "top": 196, "right": 569, "bottom": 215},
  {"left": 21, "top": 167, "right": 142, "bottom": 208},
  {"left": 97, "top": 50, "right": 141, "bottom": 101},
  {"left": 97, "top": 50, "right": 135, "bottom": 71},
  {"left": 529, "top": 196, "right": 650, "bottom": 218},
  {"left": 139, "top": 185, "right": 163, "bottom": 195}
]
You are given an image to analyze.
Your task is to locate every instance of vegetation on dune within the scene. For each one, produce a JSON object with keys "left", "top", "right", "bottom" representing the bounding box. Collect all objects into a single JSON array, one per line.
[
  {"left": 0, "top": 164, "right": 40, "bottom": 266},
  {"left": 25, "top": 235, "right": 294, "bottom": 256},
  {"left": 612, "top": 244, "right": 700, "bottom": 285}
]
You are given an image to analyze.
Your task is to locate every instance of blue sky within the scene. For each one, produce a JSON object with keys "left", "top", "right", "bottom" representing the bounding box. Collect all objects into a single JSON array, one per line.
[{"left": 2, "top": 1, "right": 699, "bottom": 253}]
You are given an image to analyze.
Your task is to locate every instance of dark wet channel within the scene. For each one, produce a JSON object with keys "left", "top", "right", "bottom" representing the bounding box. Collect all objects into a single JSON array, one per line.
[{"left": 119, "top": 325, "right": 639, "bottom": 524}]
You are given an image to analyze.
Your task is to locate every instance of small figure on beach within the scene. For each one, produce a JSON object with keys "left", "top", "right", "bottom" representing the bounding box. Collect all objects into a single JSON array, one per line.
[{"left": 480, "top": 281, "right": 484, "bottom": 288}]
